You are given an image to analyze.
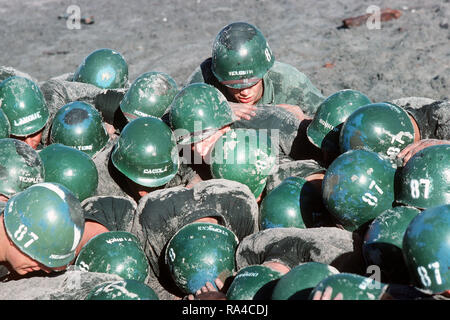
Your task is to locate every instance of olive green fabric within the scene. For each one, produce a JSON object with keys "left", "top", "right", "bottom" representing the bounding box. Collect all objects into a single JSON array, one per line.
[
  {"left": 75, "top": 231, "right": 149, "bottom": 282},
  {"left": 111, "top": 117, "right": 180, "bottom": 187},
  {"left": 211, "top": 22, "right": 275, "bottom": 89},
  {"left": 85, "top": 280, "right": 159, "bottom": 300},
  {"left": 307, "top": 89, "right": 371, "bottom": 152},
  {"left": 340, "top": 102, "right": 415, "bottom": 162},
  {"left": 403, "top": 204, "right": 450, "bottom": 294},
  {"left": 120, "top": 71, "right": 178, "bottom": 121},
  {"left": 395, "top": 144, "right": 450, "bottom": 209},
  {"left": 309, "top": 273, "right": 386, "bottom": 300},
  {"left": 169, "top": 82, "right": 234, "bottom": 145},
  {"left": 165, "top": 222, "right": 238, "bottom": 295},
  {"left": 0, "top": 76, "right": 49, "bottom": 136},
  {"left": 39, "top": 143, "right": 99, "bottom": 201},
  {"left": 49, "top": 101, "right": 109, "bottom": 157},
  {"left": 4, "top": 182, "right": 85, "bottom": 267},
  {"left": 73, "top": 48, "right": 128, "bottom": 89},
  {"left": 271, "top": 262, "right": 339, "bottom": 300},
  {"left": 0, "top": 138, "right": 44, "bottom": 197},
  {"left": 322, "top": 149, "right": 396, "bottom": 231}
]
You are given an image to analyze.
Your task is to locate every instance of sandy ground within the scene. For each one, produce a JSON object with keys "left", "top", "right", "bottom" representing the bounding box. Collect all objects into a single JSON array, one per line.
[{"left": 1, "top": 0, "right": 449, "bottom": 102}]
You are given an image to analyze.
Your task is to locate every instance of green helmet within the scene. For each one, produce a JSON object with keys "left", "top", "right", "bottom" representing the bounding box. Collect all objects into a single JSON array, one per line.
[
  {"left": 75, "top": 231, "right": 149, "bottom": 282},
  {"left": 169, "top": 83, "right": 234, "bottom": 145},
  {"left": 49, "top": 101, "right": 109, "bottom": 157},
  {"left": 165, "top": 222, "right": 238, "bottom": 295},
  {"left": 309, "top": 273, "right": 386, "bottom": 300},
  {"left": 226, "top": 265, "right": 282, "bottom": 300},
  {"left": 120, "top": 71, "right": 178, "bottom": 121},
  {"left": 0, "top": 138, "right": 44, "bottom": 197},
  {"left": 210, "top": 128, "right": 276, "bottom": 198},
  {"left": 73, "top": 48, "right": 128, "bottom": 89},
  {"left": 322, "top": 149, "right": 396, "bottom": 231},
  {"left": 4, "top": 182, "right": 85, "bottom": 267},
  {"left": 39, "top": 144, "right": 99, "bottom": 201},
  {"left": 111, "top": 117, "right": 179, "bottom": 187},
  {"left": 85, "top": 280, "right": 159, "bottom": 300},
  {"left": 0, "top": 76, "right": 49, "bottom": 136},
  {"left": 306, "top": 89, "right": 371, "bottom": 153},
  {"left": 212, "top": 22, "right": 275, "bottom": 89},
  {"left": 395, "top": 144, "right": 450, "bottom": 209},
  {"left": 363, "top": 206, "right": 421, "bottom": 283},
  {"left": 271, "top": 262, "right": 339, "bottom": 300},
  {"left": 402, "top": 204, "right": 450, "bottom": 293},
  {"left": 0, "top": 108, "right": 10, "bottom": 138},
  {"left": 339, "top": 102, "right": 415, "bottom": 162}
]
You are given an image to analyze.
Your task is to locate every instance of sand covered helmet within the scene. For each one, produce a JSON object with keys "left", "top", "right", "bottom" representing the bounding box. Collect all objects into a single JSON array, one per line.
[
  {"left": 309, "top": 273, "right": 386, "bottom": 300},
  {"left": 3, "top": 182, "right": 85, "bottom": 267},
  {"left": 210, "top": 128, "right": 277, "bottom": 198},
  {"left": 169, "top": 83, "right": 234, "bottom": 145},
  {"left": 73, "top": 48, "right": 128, "bottom": 89},
  {"left": 402, "top": 204, "right": 450, "bottom": 294},
  {"left": 75, "top": 231, "right": 149, "bottom": 282},
  {"left": 111, "top": 117, "right": 179, "bottom": 187},
  {"left": 0, "top": 138, "right": 44, "bottom": 198},
  {"left": 226, "top": 265, "right": 283, "bottom": 300},
  {"left": 119, "top": 71, "right": 178, "bottom": 121},
  {"left": 271, "top": 262, "right": 339, "bottom": 300},
  {"left": 85, "top": 280, "right": 159, "bottom": 300},
  {"left": 322, "top": 149, "right": 396, "bottom": 231},
  {"left": 306, "top": 89, "right": 371, "bottom": 153},
  {"left": 395, "top": 144, "right": 450, "bottom": 209},
  {"left": 363, "top": 205, "right": 421, "bottom": 283},
  {"left": 0, "top": 108, "right": 11, "bottom": 138},
  {"left": 0, "top": 76, "right": 49, "bottom": 136},
  {"left": 212, "top": 22, "right": 275, "bottom": 89},
  {"left": 50, "top": 101, "right": 109, "bottom": 157},
  {"left": 165, "top": 222, "right": 238, "bottom": 295},
  {"left": 39, "top": 144, "right": 99, "bottom": 201},
  {"left": 339, "top": 102, "right": 415, "bottom": 162}
]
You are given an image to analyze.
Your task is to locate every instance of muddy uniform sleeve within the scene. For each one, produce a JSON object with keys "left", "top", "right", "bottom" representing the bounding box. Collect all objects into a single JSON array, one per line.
[
  {"left": 404, "top": 100, "right": 450, "bottom": 140},
  {"left": 134, "top": 179, "right": 259, "bottom": 281},
  {"left": 235, "top": 227, "right": 365, "bottom": 275}
]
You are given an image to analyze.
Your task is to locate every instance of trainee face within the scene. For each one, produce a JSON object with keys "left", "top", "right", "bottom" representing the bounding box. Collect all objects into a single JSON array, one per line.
[
  {"left": 14, "top": 130, "right": 43, "bottom": 150},
  {"left": 225, "top": 80, "right": 263, "bottom": 105}
]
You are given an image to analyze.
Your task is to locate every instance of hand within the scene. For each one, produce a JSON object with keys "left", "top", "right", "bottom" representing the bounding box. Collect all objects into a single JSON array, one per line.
[
  {"left": 397, "top": 139, "right": 450, "bottom": 166},
  {"left": 312, "top": 286, "right": 343, "bottom": 300},
  {"left": 229, "top": 102, "right": 257, "bottom": 121},
  {"left": 186, "top": 278, "right": 225, "bottom": 300},
  {"left": 276, "top": 104, "right": 311, "bottom": 122}
]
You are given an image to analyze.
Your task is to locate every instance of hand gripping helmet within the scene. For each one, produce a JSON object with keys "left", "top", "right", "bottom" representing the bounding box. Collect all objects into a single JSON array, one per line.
[
  {"left": 226, "top": 265, "right": 282, "bottom": 300},
  {"left": 169, "top": 83, "right": 234, "bottom": 145},
  {"left": 3, "top": 182, "right": 85, "bottom": 267},
  {"left": 271, "top": 262, "right": 339, "bottom": 300},
  {"left": 111, "top": 117, "right": 180, "bottom": 187},
  {"left": 119, "top": 71, "right": 178, "bottom": 121},
  {"left": 210, "top": 128, "right": 277, "bottom": 198},
  {"left": 322, "top": 149, "right": 396, "bottom": 231},
  {"left": 75, "top": 231, "right": 149, "bottom": 282},
  {"left": 306, "top": 89, "right": 371, "bottom": 153},
  {"left": 85, "top": 280, "right": 159, "bottom": 300},
  {"left": 402, "top": 204, "right": 450, "bottom": 294},
  {"left": 0, "top": 108, "right": 11, "bottom": 138},
  {"left": 0, "top": 138, "right": 44, "bottom": 198},
  {"left": 395, "top": 144, "right": 450, "bottom": 209},
  {"left": 363, "top": 205, "right": 421, "bottom": 283},
  {"left": 73, "top": 48, "right": 128, "bottom": 89},
  {"left": 39, "top": 144, "right": 99, "bottom": 201},
  {"left": 49, "top": 101, "right": 109, "bottom": 157},
  {"left": 212, "top": 22, "right": 275, "bottom": 89},
  {"left": 339, "top": 102, "right": 415, "bottom": 162},
  {"left": 165, "top": 222, "right": 238, "bottom": 295},
  {"left": 0, "top": 76, "right": 49, "bottom": 136},
  {"left": 309, "top": 273, "right": 386, "bottom": 300}
]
